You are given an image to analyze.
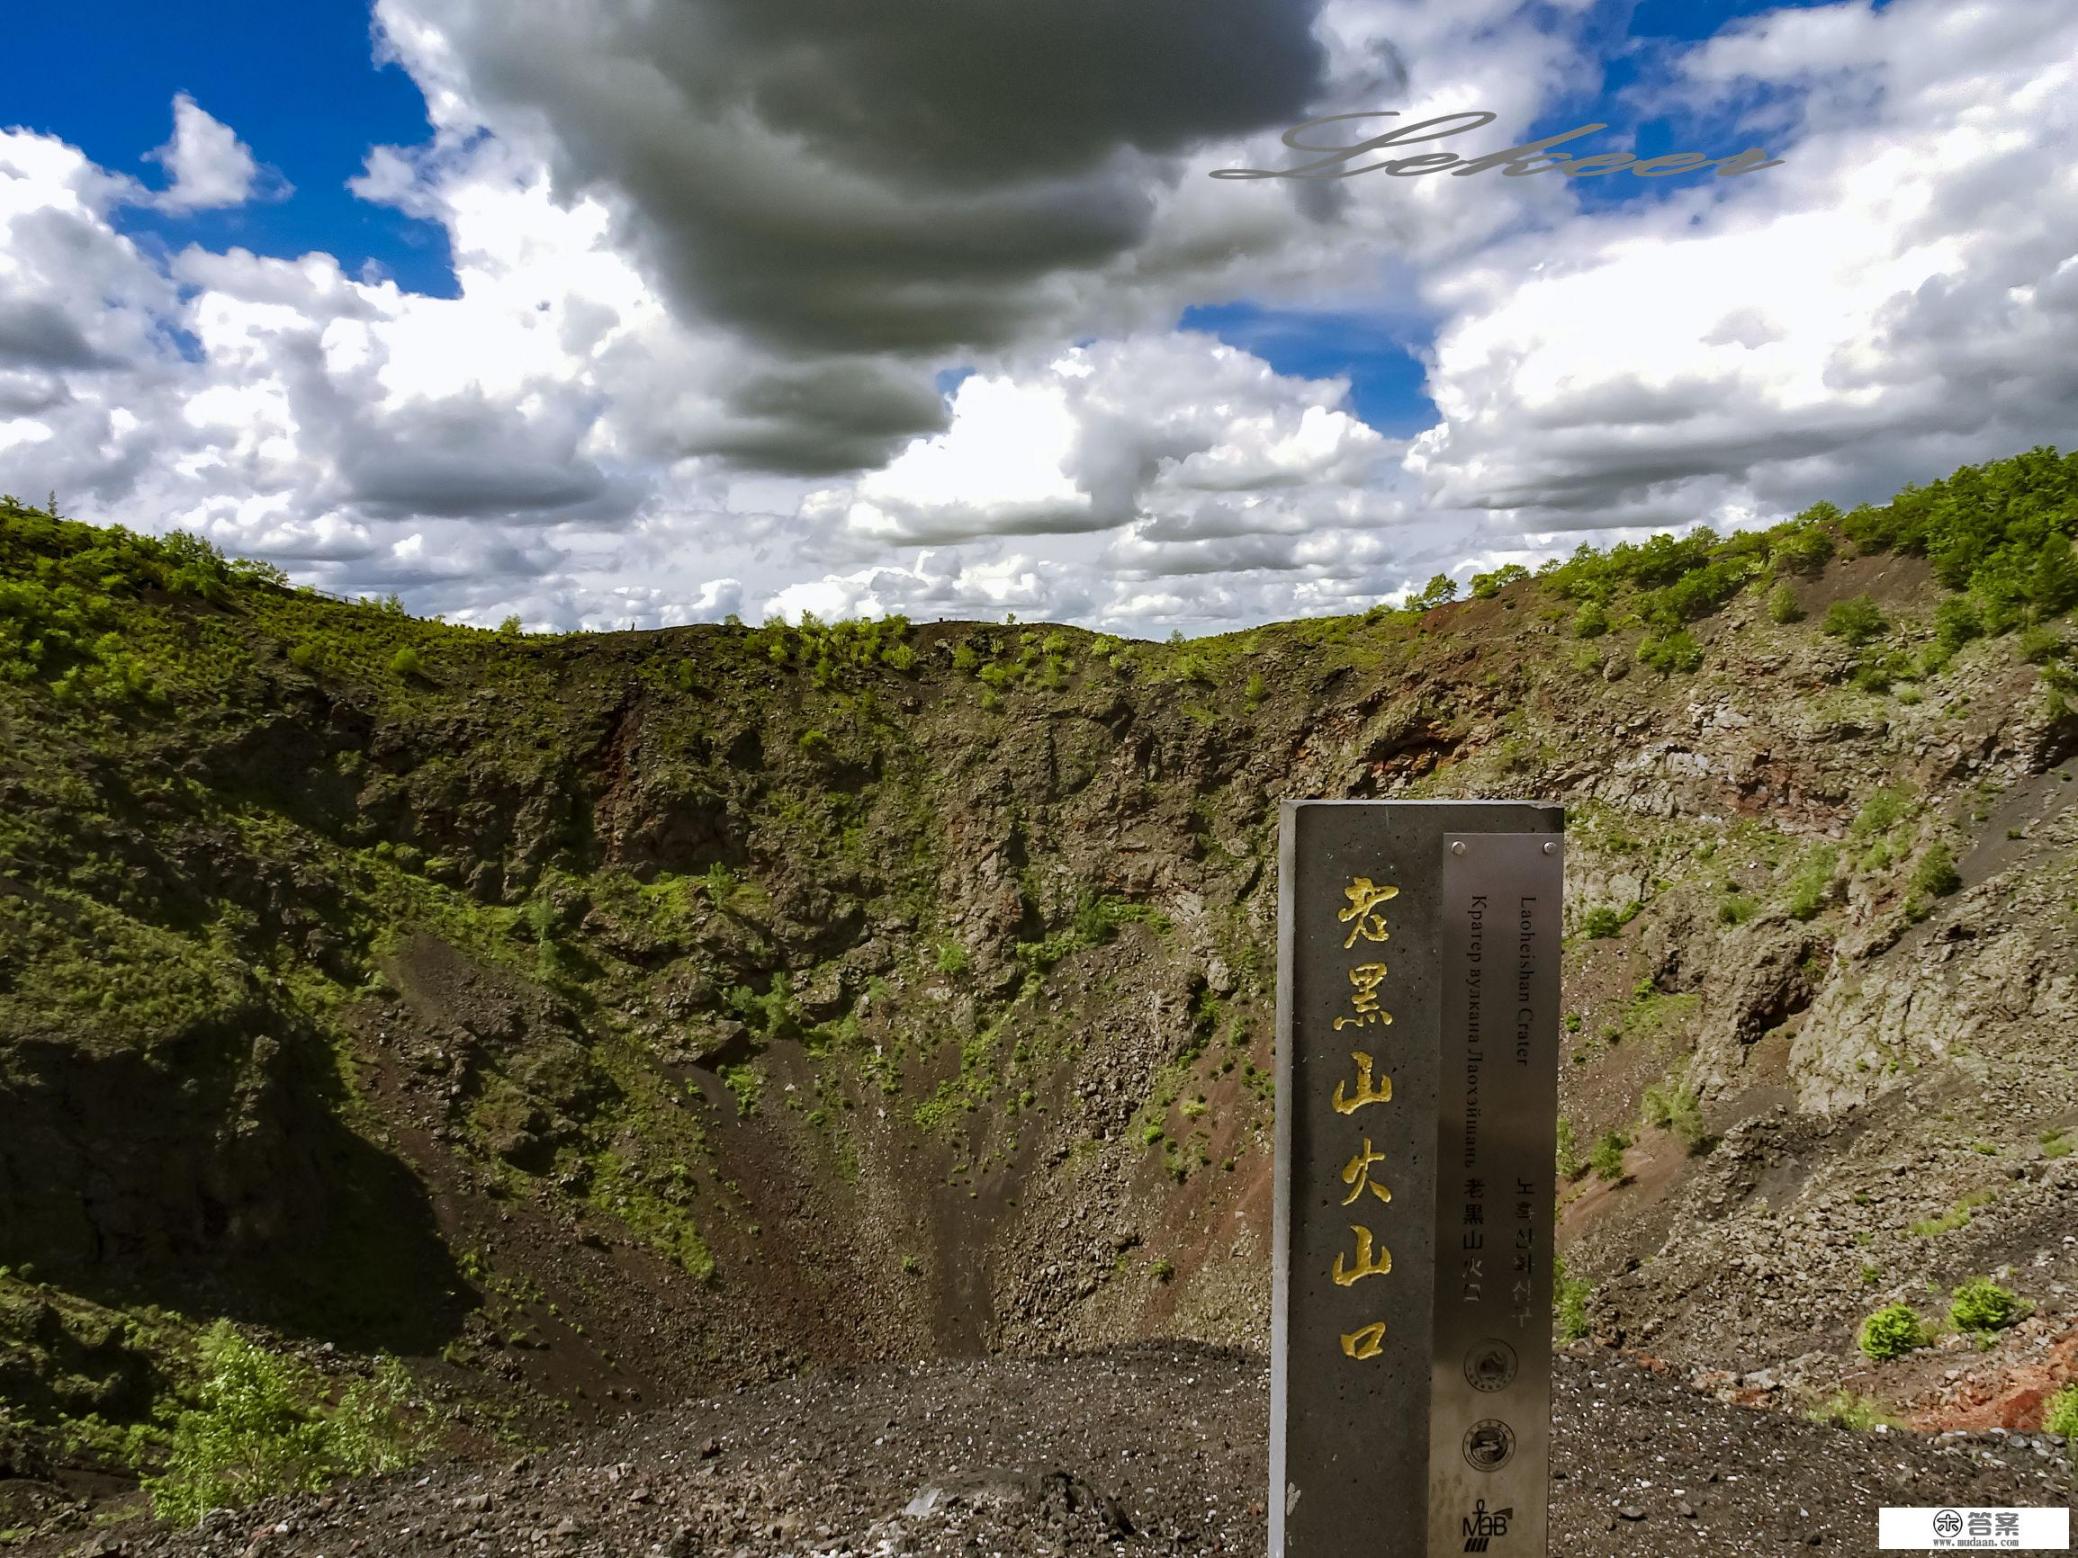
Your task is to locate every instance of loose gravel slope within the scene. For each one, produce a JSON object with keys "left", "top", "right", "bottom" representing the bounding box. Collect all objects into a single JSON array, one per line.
[{"left": 56, "top": 1344, "right": 2066, "bottom": 1558}]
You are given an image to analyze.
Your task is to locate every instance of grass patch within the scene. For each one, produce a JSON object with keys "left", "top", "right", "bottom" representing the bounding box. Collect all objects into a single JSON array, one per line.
[
  {"left": 1805, "top": 1390, "right": 1896, "bottom": 1430},
  {"left": 1908, "top": 1188, "right": 1996, "bottom": 1238}
]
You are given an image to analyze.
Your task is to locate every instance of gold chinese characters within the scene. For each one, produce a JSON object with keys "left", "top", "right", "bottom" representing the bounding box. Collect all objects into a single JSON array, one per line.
[
  {"left": 1331, "top": 1049, "right": 1393, "bottom": 1113},
  {"left": 1339, "top": 1321, "right": 1386, "bottom": 1359},
  {"left": 1338, "top": 877, "right": 1397, "bottom": 949},
  {"left": 1331, "top": 1224, "right": 1392, "bottom": 1286},
  {"left": 1332, "top": 961, "right": 1391, "bottom": 1031},
  {"left": 1330, "top": 874, "right": 1400, "bottom": 1362},
  {"left": 1339, "top": 1138, "right": 1391, "bottom": 1206}
]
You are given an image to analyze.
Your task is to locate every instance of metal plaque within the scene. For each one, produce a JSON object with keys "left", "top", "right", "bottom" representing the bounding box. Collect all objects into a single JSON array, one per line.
[
  {"left": 1428, "top": 832, "right": 1562, "bottom": 1556},
  {"left": 1272, "top": 801, "right": 1562, "bottom": 1558}
]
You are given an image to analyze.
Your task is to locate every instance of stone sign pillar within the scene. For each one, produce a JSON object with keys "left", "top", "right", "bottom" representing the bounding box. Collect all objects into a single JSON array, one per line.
[{"left": 1271, "top": 800, "right": 1564, "bottom": 1557}]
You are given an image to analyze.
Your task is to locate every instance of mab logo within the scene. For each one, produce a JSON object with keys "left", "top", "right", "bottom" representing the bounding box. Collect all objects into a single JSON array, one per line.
[{"left": 1462, "top": 1499, "right": 1514, "bottom": 1552}]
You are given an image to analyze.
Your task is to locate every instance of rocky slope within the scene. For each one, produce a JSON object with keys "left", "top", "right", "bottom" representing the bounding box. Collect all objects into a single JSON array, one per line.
[{"left": 4, "top": 449, "right": 2078, "bottom": 1547}]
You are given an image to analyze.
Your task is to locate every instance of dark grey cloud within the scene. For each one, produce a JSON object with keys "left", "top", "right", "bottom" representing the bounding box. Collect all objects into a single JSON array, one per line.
[
  {"left": 379, "top": 0, "right": 1334, "bottom": 469},
  {"left": 345, "top": 439, "right": 614, "bottom": 518},
  {"left": 696, "top": 358, "right": 952, "bottom": 475},
  {"left": 0, "top": 298, "right": 113, "bottom": 369},
  {"left": 647, "top": 0, "right": 1330, "bottom": 190},
  {"left": 0, "top": 369, "right": 72, "bottom": 415}
]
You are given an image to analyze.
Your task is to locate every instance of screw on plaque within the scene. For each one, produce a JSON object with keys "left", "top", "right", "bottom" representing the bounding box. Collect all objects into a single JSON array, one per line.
[
  {"left": 1451, "top": 841, "right": 1466, "bottom": 855},
  {"left": 1542, "top": 841, "right": 1557, "bottom": 854}
]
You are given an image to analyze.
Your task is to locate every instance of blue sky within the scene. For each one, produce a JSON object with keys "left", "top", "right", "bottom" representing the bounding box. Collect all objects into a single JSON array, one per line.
[{"left": 7, "top": 1, "right": 455, "bottom": 296}]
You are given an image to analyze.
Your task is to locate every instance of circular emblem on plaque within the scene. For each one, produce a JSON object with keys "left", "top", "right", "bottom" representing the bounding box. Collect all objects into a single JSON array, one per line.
[
  {"left": 1464, "top": 1339, "right": 1519, "bottom": 1393},
  {"left": 1933, "top": 1510, "right": 1964, "bottom": 1539},
  {"left": 1462, "top": 1419, "right": 1516, "bottom": 1473}
]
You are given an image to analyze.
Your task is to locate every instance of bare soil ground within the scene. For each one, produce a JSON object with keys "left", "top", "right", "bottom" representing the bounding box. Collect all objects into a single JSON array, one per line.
[{"left": 17, "top": 1344, "right": 2068, "bottom": 1558}]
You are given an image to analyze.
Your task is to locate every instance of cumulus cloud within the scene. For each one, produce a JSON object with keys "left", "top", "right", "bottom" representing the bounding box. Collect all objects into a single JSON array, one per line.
[
  {"left": 145, "top": 93, "right": 289, "bottom": 212},
  {"left": 799, "top": 333, "right": 1392, "bottom": 552},
  {"left": 2, "top": 0, "right": 2074, "bottom": 641},
  {"left": 1403, "top": 0, "right": 2078, "bottom": 531},
  {"left": 363, "top": 0, "right": 1438, "bottom": 472},
  {"left": 0, "top": 134, "right": 173, "bottom": 375},
  {"left": 762, "top": 550, "right": 1082, "bottom": 627}
]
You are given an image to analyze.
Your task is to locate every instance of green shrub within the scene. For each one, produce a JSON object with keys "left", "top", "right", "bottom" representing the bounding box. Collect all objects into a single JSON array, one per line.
[
  {"left": 1578, "top": 902, "right": 1638, "bottom": 939},
  {"left": 160, "top": 531, "right": 234, "bottom": 603},
  {"left": 1555, "top": 1117, "right": 1583, "bottom": 1180},
  {"left": 1588, "top": 1131, "right": 1629, "bottom": 1181},
  {"left": 1642, "top": 1079, "right": 1707, "bottom": 1153},
  {"left": 1471, "top": 563, "right": 1530, "bottom": 600},
  {"left": 1909, "top": 844, "right": 1961, "bottom": 900},
  {"left": 2028, "top": 535, "right": 2078, "bottom": 615},
  {"left": 1948, "top": 1277, "right": 2026, "bottom": 1334},
  {"left": 1553, "top": 1253, "right": 1592, "bottom": 1340},
  {"left": 1850, "top": 786, "right": 1911, "bottom": 839},
  {"left": 2019, "top": 623, "right": 2062, "bottom": 662},
  {"left": 388, "top": 645, "right": 425, "bottom": 679},
  {"left": 1857, "top": 1303, "right": 1929, "bottom": 1360},
  {"left": 2045, "top": 1383, "right": 2078, "bottom": 1444},
  {"left": 1786, "top": 848, "right": 1839, "bottom": 920},
  {"left": 1638, "top": 556, "right": 1758, "bottom": 627},
  {"left": 934, "top": 940, "right": 969, "bottom": 975},
  {"left": 1848, "top": 647, "right": 1907, "bottom": 692},
  {"left": 1766, "top": 583, "right": 1803, "bottom": 623},
  {"left": 1612, "top": 453, "right": 2078, "bottom": 638},
  {"left": 228, "top": 556, "right": 290, "bottom": 589},
  {"left": 1824, "top": 596, "right": 1888, "bottom": 645},
  {"left": 720, "top": 1063, "right": 762, "bottom": 1118},
  {"left": 1570, "top": 600, "right": 1609, "bottom": 638},
  {"left": 1637, "top": 629, "right": 1702, "bottom": 674},
  {"left": 142, "top": 1322, "right": 427, "bottom": 1527},
  {"left": 1770, "top": 524, "right": 1835, "bottom": 577},
  {"left": 1411, "top": 573, "right": 1459, "bottom": 610},
  {"left": 496, "top": 614, "right": 523, "bottom": 636},
  {"left": 1933, "top": 595, "right": 1983, "bottom": 653}
]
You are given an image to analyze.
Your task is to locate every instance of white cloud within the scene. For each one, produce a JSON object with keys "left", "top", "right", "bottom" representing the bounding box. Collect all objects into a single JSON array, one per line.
[
  {"left": 0, "top": 0, "right": 2073, "bottom": 641},
  {"left": 1402, "top": 0, "right": 2078, "bottom": 531},
  {"left": 146, "top": 94, "right": 288, "bottom": 212},
  {"left": 761, "top": 550, "right": 1075, "bottom": 626},
  {"left": 800, "top": 332, "right": 1393, "bottom": 556}
]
